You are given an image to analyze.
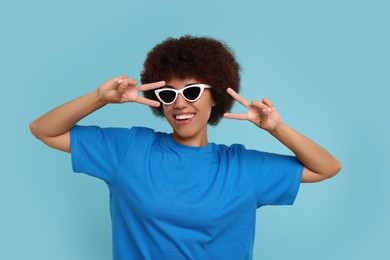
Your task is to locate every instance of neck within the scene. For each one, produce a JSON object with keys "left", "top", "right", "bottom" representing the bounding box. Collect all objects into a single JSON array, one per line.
[{"left": 172, "top": 131, "right": 209, "bottom": 147}]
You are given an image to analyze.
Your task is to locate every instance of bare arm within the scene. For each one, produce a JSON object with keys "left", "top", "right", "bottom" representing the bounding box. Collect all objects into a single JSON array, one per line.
[
  {"left": 29, "top": 90, "right": 105, "bottom": 152},
  {"left": 30, "top": 75, "right": 165, "bottom": 152},
  {"left": 224, "top": 88, "right": 341, "bottom": 183},
  {"left": 269, "top": 123, "right": 341, "bottom": 182}
]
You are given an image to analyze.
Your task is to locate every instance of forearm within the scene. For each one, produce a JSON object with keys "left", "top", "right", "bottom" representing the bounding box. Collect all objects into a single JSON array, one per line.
[
  {"left": 270, "top": 123, "right": 341, "bottom": 178},
  {"left": 30, "top": 90, "right": 106, "bottom": 139}
]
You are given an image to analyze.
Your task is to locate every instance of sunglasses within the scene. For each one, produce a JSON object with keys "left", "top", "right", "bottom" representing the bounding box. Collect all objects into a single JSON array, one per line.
[{"left": 154, "top": 84, "right": 212, "bottom": 105}]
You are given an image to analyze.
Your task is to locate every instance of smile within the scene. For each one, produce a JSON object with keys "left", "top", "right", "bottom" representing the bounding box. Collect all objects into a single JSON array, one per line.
[{"left": 175, "top": 114, "right": 195, "bottom": 120}]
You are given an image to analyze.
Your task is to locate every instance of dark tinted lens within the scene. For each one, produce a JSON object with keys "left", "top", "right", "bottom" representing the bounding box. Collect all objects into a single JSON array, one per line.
[
  {"left": 183, "top": 86, "right": 201, "bottom": 101},
  {"left": 159, "top": 90, "right": 176, "bottom": 103}
]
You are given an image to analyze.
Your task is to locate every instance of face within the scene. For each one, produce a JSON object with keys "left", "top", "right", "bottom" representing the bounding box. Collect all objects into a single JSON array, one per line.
[{"left": 161, "top": 77, "right": 215, "bottom": 147}]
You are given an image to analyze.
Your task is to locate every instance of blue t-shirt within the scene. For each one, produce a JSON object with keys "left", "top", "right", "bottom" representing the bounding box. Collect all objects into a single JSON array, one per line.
[{"left": 70, "top": 125, "right": 303, "bottom": 260}]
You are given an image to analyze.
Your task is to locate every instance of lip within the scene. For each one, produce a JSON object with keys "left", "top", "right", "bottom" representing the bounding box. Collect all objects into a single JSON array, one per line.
[{"left": 173, "top": 113, "right": 195, "bottom": 126}]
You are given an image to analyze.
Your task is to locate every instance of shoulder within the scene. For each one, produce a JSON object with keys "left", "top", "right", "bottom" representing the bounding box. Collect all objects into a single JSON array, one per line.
[
  {"left": 71, "top": 125, "right": 164, "bottom": 146},
  {"left": 130, "top": 126, "right": 169, "bottom": 143},
  {"left": 214, "top": 142, "right": 301, "bottom": 166},
  {"left": 71, "top": 125, "right": 156, "bottom": 136}
]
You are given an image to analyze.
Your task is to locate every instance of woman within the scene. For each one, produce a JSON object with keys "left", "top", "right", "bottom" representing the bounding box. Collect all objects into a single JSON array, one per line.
[{"left": 30, "top": 35, "right": 341, "bottom": 259}]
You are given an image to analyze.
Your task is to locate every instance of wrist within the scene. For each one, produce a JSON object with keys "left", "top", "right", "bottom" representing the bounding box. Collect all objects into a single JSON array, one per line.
[
  {"left": 93, "top": 89, "right": 109, "bottom": 106},
  {"left": 269, "top": 121, "right": 288, "bottom": 137}
]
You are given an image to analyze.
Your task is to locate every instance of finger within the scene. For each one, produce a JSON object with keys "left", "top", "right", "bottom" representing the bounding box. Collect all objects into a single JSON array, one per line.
[
  {"left": 252, "top": 99, "right": 274, "bottom": 115},
  {"left": 137, "top": 81, "right": 166, "bottom": 92},
  {"left": 115, "top": 77, "right": 137, "bottom": 86},
  {"left": 125, "top": 78, "right": 138, "bottom": 86},
  {"left": 134, "top": 96, "right": 161, "bottom": 107},
  {"left": 117, "top": 81, "right": 130, "bottom": 94},
  {"left": 262, "top": 97, "right": 274, "bottom": 108},
  {"left": 223, "top": 112, "right": 248, "bottom": 120},
  {"left": 251, "top": 99, "right": 269, "bottom": 109},
  {"left": 261, "top": 108, "right": 272, "bottom": 116},
  {"left": 227, "top": 88, "right": 250, "bottom": 108},
  {"left": 116, "top": 79, "right": 139, "bottom": 96},
  {"left": 117, "top": 74, "right": 129, "bottom": 79},
  {"left": 114, "top": 74, "right": 129, "bottom": 83}
]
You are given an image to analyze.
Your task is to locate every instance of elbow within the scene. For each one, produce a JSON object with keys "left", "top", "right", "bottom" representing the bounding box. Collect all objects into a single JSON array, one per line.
[
  {"left": 29, "top": 120, "right": 41, "bottom": 140},
  {"left": 335, "top": 161, "right": 342, "bottom": 174},
  {"left": 302, "top": 160, "right": 342, "bottom": 183},
  {"left": 326, "top": 160, "right": 342, "bottom": 179}
]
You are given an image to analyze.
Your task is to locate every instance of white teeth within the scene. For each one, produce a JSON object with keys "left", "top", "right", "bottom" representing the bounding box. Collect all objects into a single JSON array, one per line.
[{"left": 175, "top": 114, "right": 194, "bottom": 120}]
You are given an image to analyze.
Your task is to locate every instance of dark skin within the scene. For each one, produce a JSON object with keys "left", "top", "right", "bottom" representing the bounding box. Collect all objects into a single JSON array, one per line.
[{"left": 30, "top": 75, "right": 341, "bottom": 183}]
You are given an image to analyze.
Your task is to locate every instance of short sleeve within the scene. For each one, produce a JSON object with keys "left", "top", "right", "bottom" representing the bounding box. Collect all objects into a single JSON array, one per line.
[
  {"left": 240, "top": 148, "right": 303, "bottom": 207},
  {"left": 70, "top": 125, "right": 134, "bottom": 183}
]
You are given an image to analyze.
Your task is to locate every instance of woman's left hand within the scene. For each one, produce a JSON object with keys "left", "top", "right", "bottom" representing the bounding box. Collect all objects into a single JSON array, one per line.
[{"left": 223, "top": 88, "right": 283, "bottom": 132}]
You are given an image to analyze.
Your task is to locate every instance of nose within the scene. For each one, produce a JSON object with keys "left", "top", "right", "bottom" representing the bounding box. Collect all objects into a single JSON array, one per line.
[{"left": 173, "top": 93, "right": 188, "bottom": 108}]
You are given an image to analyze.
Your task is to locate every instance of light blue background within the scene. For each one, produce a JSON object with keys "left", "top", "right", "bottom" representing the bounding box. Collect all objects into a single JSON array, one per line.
[{"left": 1, "top": 0, "right": 389, "bottom": 259}]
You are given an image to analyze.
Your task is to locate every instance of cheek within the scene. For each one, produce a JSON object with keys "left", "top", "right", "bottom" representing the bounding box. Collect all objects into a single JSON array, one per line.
[{"left": 162, "top": 105, "right": 170, "bottom": 116}]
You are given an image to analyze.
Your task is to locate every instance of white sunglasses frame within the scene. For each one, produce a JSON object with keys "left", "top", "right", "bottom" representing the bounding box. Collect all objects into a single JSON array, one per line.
[{"left": 154, "top": 84, "right": 212, "bottom": 105}]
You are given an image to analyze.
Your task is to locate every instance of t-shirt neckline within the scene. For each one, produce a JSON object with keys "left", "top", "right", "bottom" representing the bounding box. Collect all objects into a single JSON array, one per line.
[{"left": 164, "top": 133, "right": 214, "bottom": 154}]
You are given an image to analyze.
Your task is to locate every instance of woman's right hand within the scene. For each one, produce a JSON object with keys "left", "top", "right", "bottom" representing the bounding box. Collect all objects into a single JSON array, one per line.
[
  {"left": 30, "top": 75, "right": 165, "bottom": 152},
  {"left": 96, "top": 75, "right": 165, "bottom": 107}
]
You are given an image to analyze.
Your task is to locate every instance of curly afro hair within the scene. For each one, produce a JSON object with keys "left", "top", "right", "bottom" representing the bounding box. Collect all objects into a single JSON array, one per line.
[{"left": 141, "top": 35, "right": 241, "bottom": 125}]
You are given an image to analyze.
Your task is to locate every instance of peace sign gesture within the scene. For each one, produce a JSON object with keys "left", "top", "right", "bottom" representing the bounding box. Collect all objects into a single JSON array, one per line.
[
  {"left": 223, "top": 88, "right": 283, "bottom": 132},
  {"left": 97, "top": 75, "right": 165, "bottom": 107}
]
